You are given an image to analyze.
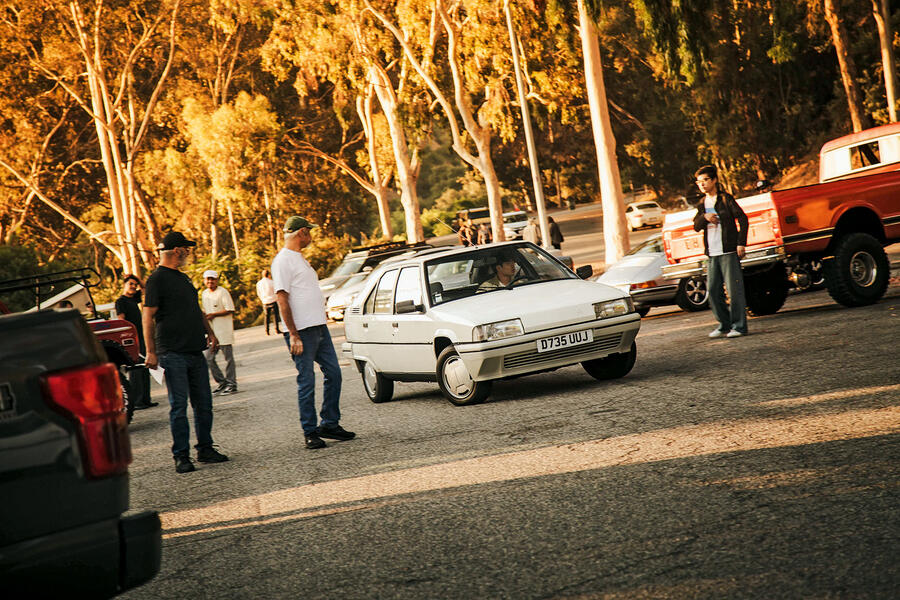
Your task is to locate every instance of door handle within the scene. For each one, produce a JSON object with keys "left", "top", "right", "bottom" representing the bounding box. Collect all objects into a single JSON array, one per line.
[
  {"left": 391, "top": 322, "right": 399, "bottom": 328},
  {"left": 362, "top": 323, "right": 368, "bottom": 329}
]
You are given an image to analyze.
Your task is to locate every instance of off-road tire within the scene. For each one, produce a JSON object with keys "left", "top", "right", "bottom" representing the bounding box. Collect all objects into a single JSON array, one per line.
[
  {"left": 436, "top": 347, "right": 492, "bottom": 406},
  {"left": 119, "top": 370, "right": 134, "bottom": 424},
  {"left": 636, "top": 306, "right": 651, "bottom": 317},
  {"left": 822, "top": 233, "right": 889, "bottom": 307},
  {"left": 582, "top": 342, "right": 637, "bottom": 381},
  {"left": 360, "top": 361, "right": 393, "bottom": 403},
  {"left": 675, "top": 275, "right": 709, "bottom": 312},
  {"left": 745, "top": 264, "right": 789, "bottom": 316}
]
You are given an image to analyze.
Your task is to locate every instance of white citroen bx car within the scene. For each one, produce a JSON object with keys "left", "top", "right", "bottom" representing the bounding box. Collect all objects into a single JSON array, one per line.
[{"left": 342, "top": 242, "right": 641, "bottom": 405}]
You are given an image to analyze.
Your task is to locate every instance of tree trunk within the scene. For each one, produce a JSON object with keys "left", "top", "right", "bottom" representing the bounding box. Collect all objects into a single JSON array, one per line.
[
  {"left": 872, "top": 0, "right": 898, "bottom": 122},
  {"left": 226, "top": 197, "right": 240, "bottom": 260},
  {"left": 824, "top": 0, "right": 869, "bottom": 132},
  {"left": 577, "top": 0, "right": 629, "bottom": 263},
  {"left": 357, "top": 89, "right": 393, "bottom": 240},
  {"left": 371, "top": 66, "right": 424, "bottom": 243}
]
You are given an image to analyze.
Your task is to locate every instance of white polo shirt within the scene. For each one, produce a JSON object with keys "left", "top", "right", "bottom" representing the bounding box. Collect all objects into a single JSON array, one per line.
[{"left": 271, "top": 247, "right": 326, "bottom": 330}]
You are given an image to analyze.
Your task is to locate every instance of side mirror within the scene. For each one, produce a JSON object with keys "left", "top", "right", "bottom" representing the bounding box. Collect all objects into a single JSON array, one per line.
[
  {"left": 395, "top": 299, "right": 423, "bottom": 314},
  {"left": 575, "top": 265, "right": 593, "bottom": 279}
]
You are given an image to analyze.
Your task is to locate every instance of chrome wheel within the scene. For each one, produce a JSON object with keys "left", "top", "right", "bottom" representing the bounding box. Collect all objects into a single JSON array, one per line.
[{"left": 849, "top": 251, "right": 877, "bottom": 287}]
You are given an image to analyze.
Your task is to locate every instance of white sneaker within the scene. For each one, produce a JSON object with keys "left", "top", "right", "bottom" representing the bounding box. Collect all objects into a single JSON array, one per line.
[
  {"left": 708, "top": 328, "right": 728, "bottom": 338},
  {"left": 726, "top": 330, "right": 745, "bottom": 338}
]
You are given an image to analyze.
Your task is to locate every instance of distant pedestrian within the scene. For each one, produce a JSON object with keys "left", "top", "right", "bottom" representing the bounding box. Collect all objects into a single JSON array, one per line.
[
  {"left": 458, "top": 219, "right": 474, "bottom": 246},
  {"left": 522, "top": 217, "right": 541, "bottom": 245},
  {"left": 548, "top": 217, "right": 564, "bottom": 250},
  {"left": 201, "top": 270, "right": 238, "bottom": 396},
  {"left": 143, "top": 232, "right": 229, "bottom": 474},
  {"left": 476, "top": 222, "right": 492, "bottom": 245},
  {"left": 256, "top": 268, "right": 282, "bottom": 335},
  {"left": 115, "top": 274, "right": 158, "bottom": 413},
  {"left": 272, "top": 216, "right": 355, "bottom": 450},
  {"left": 693, "top": 165, "right": 749, "bottom": 338}
]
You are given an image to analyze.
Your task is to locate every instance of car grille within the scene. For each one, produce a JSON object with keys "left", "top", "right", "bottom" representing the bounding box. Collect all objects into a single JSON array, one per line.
[{"left": 503, "top": 332, "right": 623, "bottom": 370}]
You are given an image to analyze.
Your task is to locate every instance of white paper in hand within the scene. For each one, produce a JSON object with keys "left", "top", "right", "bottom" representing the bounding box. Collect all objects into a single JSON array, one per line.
[{"left": 148, "top": 366, "right": 165, "bottom": 385}]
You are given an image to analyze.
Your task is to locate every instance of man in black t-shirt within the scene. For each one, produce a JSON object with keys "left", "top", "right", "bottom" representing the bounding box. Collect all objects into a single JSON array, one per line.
[
  {"left": 115, "top": 274, "right": 157, "bottom": 411},
  {"left": 143, "top": 232, "right": 229, "bottom": 474}
]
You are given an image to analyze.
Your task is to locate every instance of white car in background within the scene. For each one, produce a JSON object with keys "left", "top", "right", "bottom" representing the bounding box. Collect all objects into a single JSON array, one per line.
[
  {"left": 594, "top": 233, "right": 708, "bottom": 315},
  {"left": 325, "top": 271, "right": 371, "bottom": 321},
  {"left": 625, "top": 200, "right": 664, "bottom": 230},
  {"left": 342, "top": 242, "right": 641, "bottom": 406},
  {"left": 502, "top": 210, "right": 528, "bottom": 239}
]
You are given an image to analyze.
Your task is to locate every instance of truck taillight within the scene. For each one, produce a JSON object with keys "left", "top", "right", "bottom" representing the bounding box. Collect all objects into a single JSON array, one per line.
[
  {"left": 768, "top": 209, "right": 783, "bottom": 246},
  {"left": 42, "top": 363, "right": 132, "bottom": 479},
  {"left": 662, "top": 230, "right": 673, "bottom": 263}
]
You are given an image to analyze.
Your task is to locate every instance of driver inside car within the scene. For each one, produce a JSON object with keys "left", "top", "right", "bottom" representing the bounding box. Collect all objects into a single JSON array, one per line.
[{"left": 478, "top": 251, "right": 520, "bottom": 290}]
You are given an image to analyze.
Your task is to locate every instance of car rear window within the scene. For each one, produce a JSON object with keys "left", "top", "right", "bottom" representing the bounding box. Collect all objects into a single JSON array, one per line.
[{"left": 637, "top": 203, "right": 660, "bottom": 210}]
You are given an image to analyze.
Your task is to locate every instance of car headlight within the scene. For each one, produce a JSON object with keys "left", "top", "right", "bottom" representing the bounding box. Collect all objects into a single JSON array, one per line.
[
  {"left": 593, "top": 297, "right": 633, "bottom": 319},
  {"left": 472, "top": 318, "right": 524, "bottom": 342}
]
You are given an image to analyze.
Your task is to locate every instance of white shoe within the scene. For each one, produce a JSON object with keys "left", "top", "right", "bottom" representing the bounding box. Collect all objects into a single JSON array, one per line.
[
  {"left": 726, "top": 330, "right": 745, "bottom": 338},
  {"left": 708, "top": 328, "right": 727, "bottom": 338}
]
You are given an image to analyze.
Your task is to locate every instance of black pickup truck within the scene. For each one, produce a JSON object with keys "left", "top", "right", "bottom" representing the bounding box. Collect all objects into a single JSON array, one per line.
[{"left": 0, "top": 309, "right": 161, "bottom": 597}]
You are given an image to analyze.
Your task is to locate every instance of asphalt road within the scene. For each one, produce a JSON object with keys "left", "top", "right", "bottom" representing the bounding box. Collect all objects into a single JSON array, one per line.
[{"left": 122, "top": 255, "right": 900, "bottom": 599}]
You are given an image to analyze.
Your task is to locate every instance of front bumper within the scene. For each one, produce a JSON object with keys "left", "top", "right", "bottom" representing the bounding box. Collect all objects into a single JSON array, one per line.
[{"left": 455, "top": 315, "right": 640, "bottom": 381}]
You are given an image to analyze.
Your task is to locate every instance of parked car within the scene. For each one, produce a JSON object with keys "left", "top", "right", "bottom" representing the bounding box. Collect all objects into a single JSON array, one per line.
[
  {"left": 502, "top": 210, "right": 529, "bottom": 239},
  {"left": 319, "top": 241, "right": 431, "bottom": 299},
  {"left": 594, "top": 234, "right": 709, "bottom": 316},
  {"left": 342, "top": 242, "right": 641, "bottom": 406},
  {"left": 625, "top": 200, "right": 664, "bottom": 230}
]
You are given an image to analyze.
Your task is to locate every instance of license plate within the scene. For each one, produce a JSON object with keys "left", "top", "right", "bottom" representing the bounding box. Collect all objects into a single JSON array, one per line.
[{"left": 537, "top": 329, "right": 593, "bottom": 353}]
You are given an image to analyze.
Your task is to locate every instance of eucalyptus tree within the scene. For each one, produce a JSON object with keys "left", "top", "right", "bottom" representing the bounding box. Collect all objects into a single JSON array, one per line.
[
  {"left": 0, "top": 0, "right": 182, "bottom": 275},
  {"left": 264, "top": 0, "right": 431, "bottom": 242}
]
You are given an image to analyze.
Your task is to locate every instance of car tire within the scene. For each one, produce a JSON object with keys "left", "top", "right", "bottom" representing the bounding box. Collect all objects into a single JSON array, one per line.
[
  {"left": 636, "top": 305, "right": 651, "bottom": 317},
  {"left": 675, "top": 275, "right": 709, "bottom": 311},
  {"left": 823, "top": 233, "right": 889, "bottom": 307},
  {"left": 361, "top": 361, "right": 393, "bottom": 403},
  {"left": 745, "top": 263, "right": 789, "bottom": 316},
  {"left": 582, "top": 342, "right": 637, "bottom": 381},
  {"left": 436, "top": 346, "right": 492, "bottom": 406}
]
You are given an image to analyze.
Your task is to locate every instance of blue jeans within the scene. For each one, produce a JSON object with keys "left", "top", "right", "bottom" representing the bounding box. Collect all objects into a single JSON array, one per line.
[
  {"left": 707, "top": 252, "right": 748, "bottom": 334},
  {"left": 283, "top": 325, "right": 342, "bottom": 435},
  {"left": 159, "top": 351, "right": 214, "bottom": 457}
]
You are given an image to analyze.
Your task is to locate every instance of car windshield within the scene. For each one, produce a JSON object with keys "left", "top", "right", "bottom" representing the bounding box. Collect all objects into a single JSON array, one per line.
[
  {"left": 425, "top": 244, "right": 575, "bottom": 306},
  {"left": 329, "top": 256, "right": 365, "bottom": 278},
  {"left": 503, "top": 212, "right": 526, "bottom": 223},
  {"left": 637, "top": 202, "right": 660, "bottom": 210},
  {"left": 626, "top": 236, "right": 663, "bottom": 255}
]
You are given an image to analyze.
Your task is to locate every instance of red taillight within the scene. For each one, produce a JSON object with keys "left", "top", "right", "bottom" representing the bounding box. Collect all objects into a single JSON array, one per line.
[
  {"left": 42, "top": 363, "right": 132, "bottom": 478},
  {"left": 663, "top": 230, "right": 673, "bottom": 263},
  {"left": 630, "top": 281, "right": 658, "bottom": 290}
]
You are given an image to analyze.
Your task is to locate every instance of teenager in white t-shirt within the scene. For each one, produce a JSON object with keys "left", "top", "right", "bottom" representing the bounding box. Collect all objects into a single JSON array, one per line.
[
  {"left": 693, "top": 165, "right": 750, "bottom": 338},
  {"left": 272, "top": 216, "right": 355, "bottom": 450}
]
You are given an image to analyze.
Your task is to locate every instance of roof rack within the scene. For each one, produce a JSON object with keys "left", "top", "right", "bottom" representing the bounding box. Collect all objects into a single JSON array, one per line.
[
  {"left": 0, "top": 268, "right": 101, "bottom": 318},
  {"left": 348, "top": 240, "right": 430, "bottom": 254}
]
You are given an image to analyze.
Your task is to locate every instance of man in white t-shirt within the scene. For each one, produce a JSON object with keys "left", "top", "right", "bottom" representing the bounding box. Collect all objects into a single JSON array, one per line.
[
  {"left": 201, "top": 270, "right": 238, "bottom": 395},
  {"left": 693, "top": 165, "right": 749, "bottom": 338},
  {"left": 272, "top": 216, "right": 355, "bottom": 450},
  {"left": 256, "top": 268, "right": 282, "bottom": 335}
]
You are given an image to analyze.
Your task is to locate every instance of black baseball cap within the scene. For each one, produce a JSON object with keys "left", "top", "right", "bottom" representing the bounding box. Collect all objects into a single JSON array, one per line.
[{"left": 157, "top": 231, "right": 197, "bottom": 250}]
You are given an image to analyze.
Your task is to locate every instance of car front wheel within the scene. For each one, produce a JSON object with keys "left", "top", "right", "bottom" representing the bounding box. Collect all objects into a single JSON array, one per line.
[
  {"left": 361, "top": 361, "right": 393, "bottom": 403},
  {"left": 436, "top": 347, "right": 492, "bottom": 406},
  {"left": 582, "top": 342, "right": 637, "bottom": 380}
]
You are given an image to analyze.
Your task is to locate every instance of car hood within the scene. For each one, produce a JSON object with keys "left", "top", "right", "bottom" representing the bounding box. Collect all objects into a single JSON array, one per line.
[
  {"left": 428, "top": 279, "right": 628, "bottom": 331},
  {"left": 596, "top": 254, "right": 666, "bottom": 286}
]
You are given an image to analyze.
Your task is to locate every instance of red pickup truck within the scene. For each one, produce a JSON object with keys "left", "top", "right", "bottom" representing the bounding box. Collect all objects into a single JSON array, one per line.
[{"left": 661, "top": 123, "right": 900, "bottom": 315}]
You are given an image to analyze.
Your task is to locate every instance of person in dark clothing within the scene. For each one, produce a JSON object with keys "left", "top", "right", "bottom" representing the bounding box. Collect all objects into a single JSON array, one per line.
[
  {"left": 693, "top": 165, "right": 749, "bottom": 338},
  {"left": 115, "top": 275, "right": 158, "bottom": 410},
  {"left": 143, "top": 231, "right": 229, "bottom": 474},
  {"left": 548, "top": 217, "right": 564, "bottom": 250}
]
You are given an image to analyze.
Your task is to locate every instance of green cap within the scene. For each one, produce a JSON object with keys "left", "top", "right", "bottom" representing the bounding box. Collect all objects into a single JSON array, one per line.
[{"left": 283, "top": 216, "right": 318, "bottom": 232}]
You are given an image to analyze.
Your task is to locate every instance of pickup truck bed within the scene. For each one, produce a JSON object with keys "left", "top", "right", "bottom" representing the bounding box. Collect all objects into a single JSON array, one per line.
[{"left": 0, "top": 310, "right": 160, "bottom": 597}]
